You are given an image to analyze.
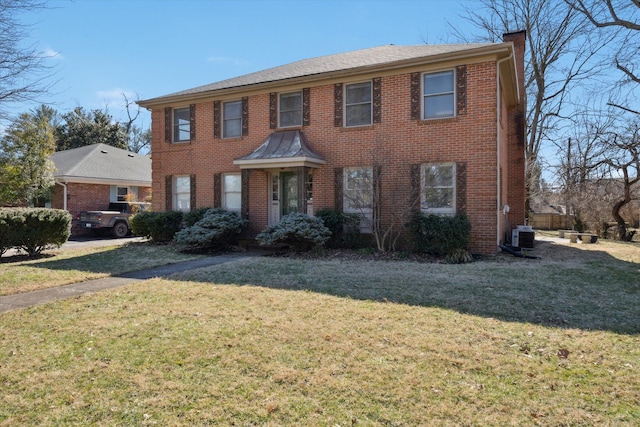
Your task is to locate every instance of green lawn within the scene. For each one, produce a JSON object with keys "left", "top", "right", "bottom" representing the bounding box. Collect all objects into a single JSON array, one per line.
[{"left": 0, "top": 237, "right": 638, "bottom": 425}]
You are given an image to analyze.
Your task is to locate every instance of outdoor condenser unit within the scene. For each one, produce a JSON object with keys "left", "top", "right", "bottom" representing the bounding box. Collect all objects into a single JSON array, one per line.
[{"left": 512, "top": 225, "right": 535, "bottom": 249}]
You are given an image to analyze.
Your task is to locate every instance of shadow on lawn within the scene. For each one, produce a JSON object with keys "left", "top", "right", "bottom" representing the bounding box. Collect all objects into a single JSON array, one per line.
[{"left": 175, "top": 238, "right": 640, "bottom": 335}]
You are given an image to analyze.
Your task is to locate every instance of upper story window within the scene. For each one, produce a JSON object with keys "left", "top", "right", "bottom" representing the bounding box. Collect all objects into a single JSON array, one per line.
[
  {"left": 223, "top": 100, "right": 242, "bottom": 138},
  {"left": 345, "top": 81, "right": 372, "bottom": 127},
  {"left": 279, "top": 91, "right": 302, "bottom": 127},
  {"left": 421, "top": 163, "right": 456, "bottom": 214},
  {"left": 423, "top": 70, "right": 455, "bottom": 119},
  {"left": 222, "top": 173, "right": 241, "bottom": 212},
  {"left": 173, "top": 107, "right": 191, "bottom": 142}
]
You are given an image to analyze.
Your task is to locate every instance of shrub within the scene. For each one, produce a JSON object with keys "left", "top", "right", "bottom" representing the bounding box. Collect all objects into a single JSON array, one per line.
[
  {"left": 131, "top": 210, "right": 183, "bottom": 243},
  {"left": 256, "top": 212, "right": 331, "bottom": 251},
  {"left": 183, "top": 207, "right": 212, "bottom": 227},
  {"left": 408, "top": 212, "right": 471, "bottom": 257},
  {"left": 173, "top": 208, "right": 247, "bottom": 252},
  {"left": 0, "top": 208, "right": 71, "bottom": 257},
  {"left": 315, "top": 209, "right": 361, "bottom": 248}
]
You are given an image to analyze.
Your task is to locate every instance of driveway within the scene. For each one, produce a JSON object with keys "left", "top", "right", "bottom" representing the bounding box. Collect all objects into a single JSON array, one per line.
[{"left": 2, "top": 235, "right": 147, "bottom": 258}]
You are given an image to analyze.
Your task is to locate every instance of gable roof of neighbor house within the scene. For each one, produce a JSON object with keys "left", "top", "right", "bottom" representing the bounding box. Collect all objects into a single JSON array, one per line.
[
  {"left": 51, "top": 143, "right": 151, "bottom": 186},
  {"left": 138, "top": 42, "right": 514, "bottom": 107}
]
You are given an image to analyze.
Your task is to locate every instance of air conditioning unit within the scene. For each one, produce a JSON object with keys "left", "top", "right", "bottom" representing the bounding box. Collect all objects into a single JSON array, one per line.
[{"left": 512, "top": 225, "right": 535, "bottom": 249}]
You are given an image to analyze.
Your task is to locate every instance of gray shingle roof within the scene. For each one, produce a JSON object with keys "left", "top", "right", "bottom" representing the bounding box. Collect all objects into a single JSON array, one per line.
[
  {"left": 51, "top": 143, "right": 151, "bottom": 184},
  {"left": 140, "top": 43, "right": 497, "bottom": 104}
]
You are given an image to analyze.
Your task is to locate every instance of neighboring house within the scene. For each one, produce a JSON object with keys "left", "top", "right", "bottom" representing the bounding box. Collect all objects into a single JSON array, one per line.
[
  {"left": 138, "top": 32, "right": 526, "bottom": 254},
  {"left": 50, "top": 143, "right": 152, "bottom": 234}
]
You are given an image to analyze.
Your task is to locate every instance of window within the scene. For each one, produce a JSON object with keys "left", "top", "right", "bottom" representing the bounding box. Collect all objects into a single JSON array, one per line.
[
  {"left": 423, "top": 70, "right": 455, "bottom": 119},
  {"left": 223, "top": 100, "right": 242, "bottom": 138},
  {"left": 279, "top": 91, "right": 302, "bottom": 127},
  {"left": 173, "top": 107, "right": 191, "bottom": 142},
  {"left": 344, "top": 167, "right": 373, "bottom": 232},
  {"left": 421, "top": 163, "right": 456, "bottom": 214},
  {"left": 222, "top": 173, "right": 241, "bottom": 212},
  {"left": 173, "top": 175, "right": 191, "bottom": 212},
  {"left": 345, "top": 81, "right": 372, "bottom": 127},
  {"left": 116, "top": 187, "right": 128, "bottom": 202}
]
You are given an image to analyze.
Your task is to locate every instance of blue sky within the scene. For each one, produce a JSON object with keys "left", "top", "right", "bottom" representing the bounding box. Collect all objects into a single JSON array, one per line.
[{"left": 16, "top": 0, "right": 478, "bottom": 127}]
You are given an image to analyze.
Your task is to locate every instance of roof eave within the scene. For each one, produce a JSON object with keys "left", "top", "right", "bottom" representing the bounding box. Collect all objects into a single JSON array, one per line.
[
  {"left": 138, "top": 44, "right": 514, "bottom": 109},
  {"left": 233, "top": 156, "right": 326, "bottom": 170},
  {"left": 54, "top": 176, "right": 152, "bottom": 186}
]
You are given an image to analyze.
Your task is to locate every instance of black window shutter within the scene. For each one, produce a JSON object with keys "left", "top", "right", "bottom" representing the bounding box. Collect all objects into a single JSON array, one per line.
[
  {"left": 213, "top": 101, "right": 221, "bottom": 139},
  {"left": 456, "top": 65, "right": 467, "bottom": 116},
  {"left": 410, "top": 72, "right": 421, "bottom": 120},
  {"left": 213, "top": 173, "right": 221, "bottom": 208},
  {"left": 164, "top": 108, "right": 172, "bottom": 143},
  {"left": 165, "top": 175, "right": 172, "bottom": 211},
  {"left": 242, "top": 97, "right": 249, "bottom": 136},
  {"left": 410, "top": 164, "right": 421, "bottom": 214},
  {"left": 456, "top": 162, "right": 467, "bottom": 214},
  {"left": 302, "top": 88, "right": 310, "bottom": 126},
  {"left": 373, "top": 78, "right": 382, "bottom": 124},
  {"left": 190, "top": 174, "right": 196, "bottom": 212},
  {"left": 241, "top": 170, "right": 250, "bottom": 219},
  {"left": 334, "top": 83, "right": 343, "bottom": 127},
  {"left": 269, "top": 93, "right": 277, "bottom": 129},
  {"left": 189, "top": 104, "right": 196, "bottom": 141},
  {"left": 334, "top": 168, "right": 344, "bottom": 212}
]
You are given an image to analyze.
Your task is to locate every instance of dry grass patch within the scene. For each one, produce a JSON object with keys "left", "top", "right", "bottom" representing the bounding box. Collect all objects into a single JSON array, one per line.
[
  {"left": 0, "top": 279, "right": 638, "bottom": 425},
  {"left": 0, "top": 243, "right": 203, "bottom": 296}
]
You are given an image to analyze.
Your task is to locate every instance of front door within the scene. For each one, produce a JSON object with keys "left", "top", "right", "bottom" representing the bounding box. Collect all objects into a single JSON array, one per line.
[{"left": 269, "top": 171, "right": 299, "bottom": 225}]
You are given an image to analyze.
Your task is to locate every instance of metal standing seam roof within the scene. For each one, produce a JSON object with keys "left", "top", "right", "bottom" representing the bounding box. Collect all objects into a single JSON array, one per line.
[
  {"left": 139, "top": 43, "right": 499, "bottom": 105},
  {"left": 234, "top": 130, "right": 325, "bottom": 168},
  {"left": 50, "top": 143, "right": 152, "bottom": 184}
]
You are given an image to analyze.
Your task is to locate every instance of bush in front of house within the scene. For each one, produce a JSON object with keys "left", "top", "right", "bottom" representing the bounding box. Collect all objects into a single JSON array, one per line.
[
  {"left": 315, "top": 208, "right": 362, "bottom": 248},
  {"left": 408, "top": 212, "right": 471, "bottom": 259},
  {"left": 256, "top": 212, "right": 331, "bottom": 251},
  {"left": 131, "top": 210, "right": 184, "bottom": 243},
  {"left": 173, "top": 208, "right": 247, "bottom": 252},
  {"left": 183, "top": 207, "right": 212, "bottom": 227},
  {"left": 0, "top": 208, "right": 71, "bottom": 257}
]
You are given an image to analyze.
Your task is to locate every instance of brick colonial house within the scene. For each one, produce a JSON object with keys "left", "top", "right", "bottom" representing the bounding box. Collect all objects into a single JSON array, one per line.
[
  {"left": 139, "top": 32, "right": 526, "bottom": 254},
  {"left": 50, "top": 143, "right": 152, "bottom": 234}
]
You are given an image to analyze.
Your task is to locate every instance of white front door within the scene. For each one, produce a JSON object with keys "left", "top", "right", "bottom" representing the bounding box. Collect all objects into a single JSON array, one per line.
[{"left": 269, "top": 171, "right": 300, "bottom": 225}]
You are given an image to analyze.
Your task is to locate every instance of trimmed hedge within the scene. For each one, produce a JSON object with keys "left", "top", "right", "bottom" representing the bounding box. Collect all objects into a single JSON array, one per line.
[
  {"left": 173, "top": 208, "right": 247, "bottom": 252},
  {"left": 130, "top": 210, "right": 184, "bottom": 243},
  {"left": 256, "top": 212, "right": 331, "bottom": 251},
  {"left": 408, "top": 212, "right": 471, "bottom": 257},
  {"left": 0, "top": 208, "right": 71, "bottom": 257}
]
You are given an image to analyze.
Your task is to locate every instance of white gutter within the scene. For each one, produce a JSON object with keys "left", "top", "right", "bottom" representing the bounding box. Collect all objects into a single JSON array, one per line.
[
  {"left": 496, "top": 49, "right": 513, "bottom": 249},
  {"left": 55, "top": 181, "right": 68, "bottom": 211}
]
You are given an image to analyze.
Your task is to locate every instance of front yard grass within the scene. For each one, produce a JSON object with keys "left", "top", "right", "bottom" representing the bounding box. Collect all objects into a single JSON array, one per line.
[
  {"left": 0, "top": 243, "right": 204, "bottom": 296},
  {"left": 0, "top": 236, "right": 638, "bottom": 425}
]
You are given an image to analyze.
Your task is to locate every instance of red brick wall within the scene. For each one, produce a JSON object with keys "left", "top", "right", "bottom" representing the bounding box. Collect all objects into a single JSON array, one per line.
[
  {"left": 150, "top": 50, "right": 525, "bottom": 254},
  {"left": 51, "top": 183, "right": 152, "bottom": 235}
]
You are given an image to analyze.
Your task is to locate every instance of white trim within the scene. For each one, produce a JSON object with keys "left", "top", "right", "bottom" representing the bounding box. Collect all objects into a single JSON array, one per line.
[
  {"left": 55, "top": 176, "right": 151, "bottom": 186},
  {"left": 222, "top": 172, "right": 242, "bottom": 212},
  {"left": 222, "top": 100, "right": 242, "bottom": 139},
  {"left": 420, "top": 162, "right": 456, "bottom": 215},
  {"left": 233, "top": 156, "right": 325, "bottom": 169},
  {"left": 173, "top": 106, "right": 191, "bottom": 142}
]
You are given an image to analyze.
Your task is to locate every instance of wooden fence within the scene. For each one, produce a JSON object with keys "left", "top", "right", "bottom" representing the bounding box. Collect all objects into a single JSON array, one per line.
[{"left": 529, "top": 213, "right": 573, "bottom": 230}]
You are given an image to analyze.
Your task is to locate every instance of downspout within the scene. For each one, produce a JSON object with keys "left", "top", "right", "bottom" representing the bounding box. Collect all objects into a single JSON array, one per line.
[
  {"left": 55, "top": 181, "right": 68, "bottom": 211},
  {"left": 496, "top": 51, "right": 513, "bottom": 249}
]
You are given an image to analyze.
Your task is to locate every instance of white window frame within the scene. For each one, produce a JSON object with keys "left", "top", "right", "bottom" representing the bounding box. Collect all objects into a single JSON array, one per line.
[
  {"left": 423, "top": 70, "right": 455, "bottom": 120},
  {"left": 344, "top": 81, "right": 372, "bottom": 127},
  {"left": 173, "top": 175, "right": 191, "bottom": 212},
  {"left": 173, "top": 107, "right": 191, "bottom": 142},
  {"left": 116, "top": 186, "right": 129, "bottom": 202},
  {"left": 222, "top": 100, "right": 242, "bottom": 138},
  {"left": 222, "top": 172, "right": 241, "bottom": 213},
  {"left": 279, "top": 91, "right": 302, "bottom": 128},
  {"left": 344, "top": 166, "right": 373, "bottom": 233},
  {"left": 420, "top": 163, "right": 456, "bottom": 215}
]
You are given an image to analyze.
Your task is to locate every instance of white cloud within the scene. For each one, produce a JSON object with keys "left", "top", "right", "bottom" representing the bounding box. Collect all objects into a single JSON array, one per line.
[{"left": 42, "top": 48, "right": 63, "bottom": 60}]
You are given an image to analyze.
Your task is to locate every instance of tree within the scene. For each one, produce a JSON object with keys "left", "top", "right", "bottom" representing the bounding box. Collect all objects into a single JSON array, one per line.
[
  {"left": 54, "top": 107, "right": 128, "bottom": 151},
  {"left": 0, "top": 105, "right": 56, "bottom": 206},
  {"left": 566, "top": 0, "right": 640, "bottom": 114},
  {"left": 0, "top": 0, "right": 53, "bottom": 121},
  {"left": 122, "top": 93, "right": 151, "bottom": 153},
  {"left": 456, "top": 0, "right": 609, "bottom": 208}
]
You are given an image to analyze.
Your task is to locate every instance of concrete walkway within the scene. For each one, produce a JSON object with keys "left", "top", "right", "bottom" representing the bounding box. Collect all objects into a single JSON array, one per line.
[{"left": 0, "top": 252, "right": 262, "bottom": 313}]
